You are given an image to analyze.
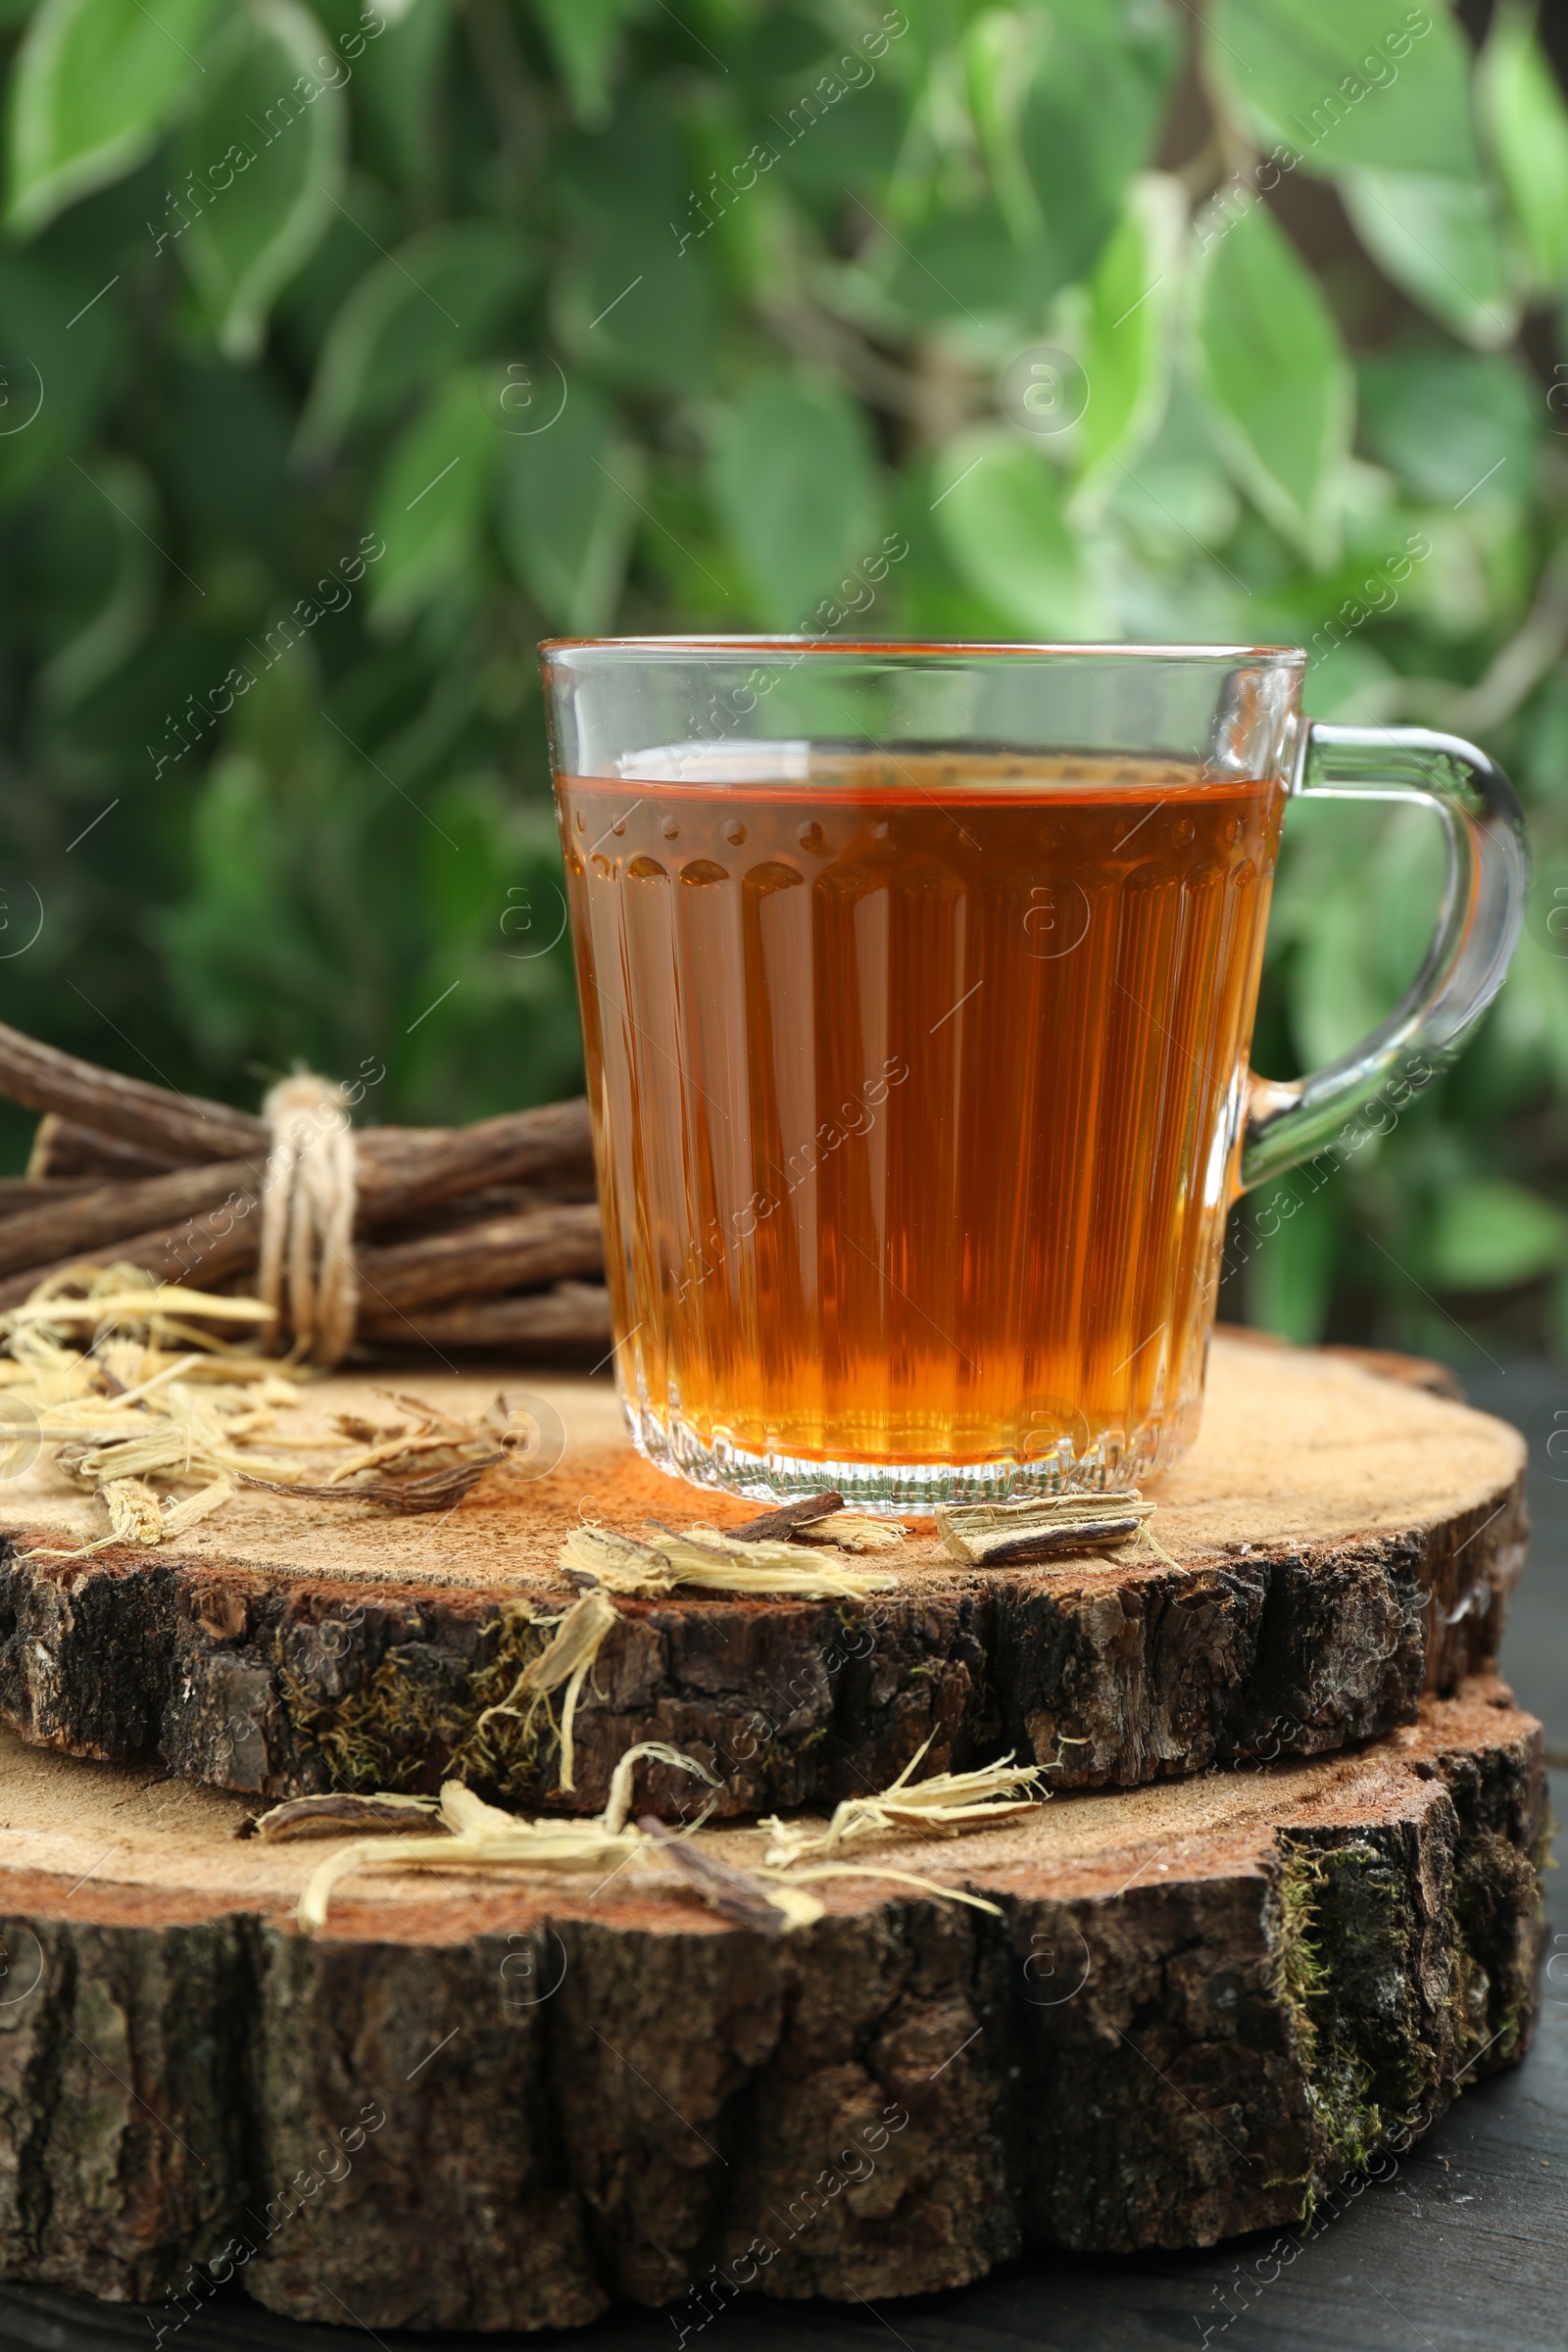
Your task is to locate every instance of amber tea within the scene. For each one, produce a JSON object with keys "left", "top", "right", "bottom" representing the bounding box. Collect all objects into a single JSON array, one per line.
[
  {"left": 559, "top": 749, "right": 1284, "bottom": 1503},
  {"left": 544, "top": 638, "right": 1523, "bottom": 1508}
]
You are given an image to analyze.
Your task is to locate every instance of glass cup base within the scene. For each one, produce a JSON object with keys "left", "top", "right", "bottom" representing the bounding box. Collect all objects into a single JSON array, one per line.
[{"left": 621, "top": 1398, "right": 1181, "bottom": 1515}]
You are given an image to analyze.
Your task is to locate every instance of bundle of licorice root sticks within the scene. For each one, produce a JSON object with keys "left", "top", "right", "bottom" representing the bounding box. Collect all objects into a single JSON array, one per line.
[{"left": 0, "top": 1020, "right": 610, "bottom": 1364}]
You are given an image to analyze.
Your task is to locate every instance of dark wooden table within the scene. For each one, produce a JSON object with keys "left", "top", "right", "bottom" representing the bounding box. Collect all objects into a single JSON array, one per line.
[{"left": 5, "top": 1360, "right": 1565, "bottom": 2352}]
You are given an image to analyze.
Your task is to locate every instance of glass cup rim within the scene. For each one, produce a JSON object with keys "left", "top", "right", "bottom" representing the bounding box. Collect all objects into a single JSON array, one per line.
[{"left": 540, "top": 635, "right": 1308, "bottom": 667}]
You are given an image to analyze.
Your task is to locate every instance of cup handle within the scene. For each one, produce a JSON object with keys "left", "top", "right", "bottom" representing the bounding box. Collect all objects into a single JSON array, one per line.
[{"left": 1240, "top": 720, "right": 1530, "bottom": 1193}]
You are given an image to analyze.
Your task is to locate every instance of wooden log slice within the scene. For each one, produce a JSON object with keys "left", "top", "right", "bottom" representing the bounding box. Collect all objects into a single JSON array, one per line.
[
  {"left": 0, "top": 1338, "right": 1526, "bottom": 1815},
  {"left": 0, "top": 1681, "right": 1545, "bottom": 2328}
]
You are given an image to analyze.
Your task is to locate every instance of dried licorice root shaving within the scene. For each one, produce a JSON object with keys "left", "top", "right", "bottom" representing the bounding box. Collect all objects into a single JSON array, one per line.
[
  {"left": 637, "top": 1817, "right": 823, "bottom": 1936},
  {"left": 294, "top": 1734, "right": 1044, "bottom": 1936},
  {"left": 238, "top": 1453, "right": 504, "bottom": 1513},
  {"left": 808, "top": 1511, "right": 906, "bottom": 1553},
  {"left": 727, "top": 1491, "right": 844, "bottom": 1543},
  {"left": 760, "top": 1736, "right": 1047, "bottom": 1868},
  {"left": 561, "top": 1521, "right": 900, "bottom": 1599},
  {"left": 935, "top": 1492, "right": 1157, "bottom": 1566},
  {"left": 725, "top": 1494, "right": 906, "bottom": 1554},
  {"left": 245, "top": 1791, "right": 440, "bottom": 1841}
]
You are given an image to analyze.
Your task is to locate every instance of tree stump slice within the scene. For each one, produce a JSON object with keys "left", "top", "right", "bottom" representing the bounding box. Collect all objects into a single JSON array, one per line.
[
  {"left": 0, "top": 1336, "right": 1526, "bottom": 1813},
  {"left": 0, "top": 1680, "right": 1544, "bottom": 2328}
]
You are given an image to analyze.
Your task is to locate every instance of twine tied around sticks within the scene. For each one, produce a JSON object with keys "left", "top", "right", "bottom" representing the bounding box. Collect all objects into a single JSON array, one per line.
[{"left": 257, "top": 1075, "right": 357, "bottom": 1366}]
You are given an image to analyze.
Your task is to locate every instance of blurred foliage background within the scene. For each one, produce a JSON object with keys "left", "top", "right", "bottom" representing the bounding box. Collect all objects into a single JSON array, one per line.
[{"left": 0, "top": 0, "right": 1567, "bottom": 1363}]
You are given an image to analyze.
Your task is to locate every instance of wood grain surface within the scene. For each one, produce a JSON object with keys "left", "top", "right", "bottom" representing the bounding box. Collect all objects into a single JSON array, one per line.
[
  {"left": 0, "top": 1337, "right": 1527, "bottom": 1811},
  {"left": 0, "top": 1679, "right": 1546, "bottom": 2328}
]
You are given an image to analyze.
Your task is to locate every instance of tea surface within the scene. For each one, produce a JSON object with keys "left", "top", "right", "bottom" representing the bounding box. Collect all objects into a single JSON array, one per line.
[{"left": 558, "top": 751, "right": 1283, "bottom": 1496}]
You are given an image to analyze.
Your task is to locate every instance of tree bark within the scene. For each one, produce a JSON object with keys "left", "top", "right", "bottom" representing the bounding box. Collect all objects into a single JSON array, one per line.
[
  {"left": 0, "top": 1177, "right": 605, "bottom": 1311},
  {"left": 355, "top": 1281, "right": 613, "bottom": 1350},
  {"left": 0, "top": 1682, "right": 1544, "bottom": 2326},
  {"left": 353, "top": 1100, "right": 595, "bottom": 1218},
  {"left": 356, "top": 1203, "right": 606, "bottom": 1312},
  {"left": 0, "top": 1022, "right": 265, "bottom": 1163},
  {"left": 0, "top": 1160, "right": 265, "bottom": 1279},
  {"left": 25, "top": 1101, "right": 598, "bottom": 1208},
  {"left": 26, "top": 1113, "right": 183, "bottom": 1180},
  {"left": 0, "top": 1341, "right": 1525, "bottom": 1812}
]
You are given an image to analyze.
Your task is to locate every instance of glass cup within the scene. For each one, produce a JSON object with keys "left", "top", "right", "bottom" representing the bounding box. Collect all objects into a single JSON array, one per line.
[{"left": 540, "top": 640, "right": 1526, "bottom": 1509}]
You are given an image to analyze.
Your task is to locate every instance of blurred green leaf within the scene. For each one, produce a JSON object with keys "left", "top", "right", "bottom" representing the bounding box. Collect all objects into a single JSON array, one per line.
[
  {"left": 1191, "top": 198, "right": 1353, "bottom": 563},
  {"left": 1463, "top": 938, "right": 1568, "bottom": 1114},
  {"left": 159, "top": 656, "right": 403, "bottom": 1064},
  {"left": 1429, "top": 1176, "right": 1568, "bottom": 1289},
  {"left": 1277, "top": 796, "right": 1446, "bottom": 1068},
  {"left": 737, "top": 18, "right": 906, "bottom": 208},
  {"left": 1301, "top": 637, "right": 1397, "bottom": 722},
  {"left": 33, "top": 455, "right": 159, "bottom": 709},
  {"left": 159, "top": 746, "right": 346, "bottom": 1061},
  {"left": 352, "top": 0, "right": 449, "bottom": 188},
  {"left": 867, "top": 199, "right": 1036, "bottom": 323},
  {"left": 1356, "top": 343, "right": 1541, "bottom": 506},
  {"left": 531, "top": 0, "right": 648, "bottom": 127},
  {"left": 1478, "top": 1, "right": 1568, "bottom": 295},
  {"left": 395, "top": 779, "right": 581, "bottom": 1119},
  {"left": 731, "top": 9, "right": 829, "bottom": 83},
  {"left": 880, "top": 475, "right": 1019, "bottom": 639},
  {"left": 964, "top": 7, "right": 1048, "bottom": 246},
  {"left": 1287, "top": 874, "right": 1395, "bottom": 1069},
  {"left": 930, "top": 428, "right": 1104, "bottom": 637},
  {"left": 498, "top": 380, "right": 638, "bottom": 632},
  {"left": 710, "top": 373, "right": 879, "bottom": 629},
  {"left": 1072, "top": 172, "right": 1185, "bottom": 508},
  {"left": 298, "top": 220, "right": 536, "bottom": 452},
  {"left": 1102, "top": 383, "right": 1242, "bottom": 568},
  {"left": 1245, "top": 1180, "right": 1345, "bottom": 1343},
  {"left": 1391, "top": 511, "right": 1512, "bottom": 638},
  {"left": 1016, "top": 0, "right": 1181, "bottom": 287},
  {"left": 554, "top": 96, "right": 713, "bottom": 391},
  {"left": 1339, "top": 170, "right": 1520, "bottom": 349},
  {"left": 368, "top": 368, "right": 498, "bottom": 633},
  {"left": 6, "top": 0, "right": 222, "bottom": 234},
  {"left": 0, "top": 244, "right": 122, "bottom": 496},
  {"left": 764, "top": 73, "right": 905, "bottom": 208},
  {"left": 173, "top": 0, "right": 347, "bottom": 363},
  {"left": 554, "top": 219, "right": 712, "bottom": 395},
  {"left": 156, "top": 354, "right": 293, "bottom": 557},
  {"left": 1207, "top": 0, "right": 1479, "bottom": 178}
]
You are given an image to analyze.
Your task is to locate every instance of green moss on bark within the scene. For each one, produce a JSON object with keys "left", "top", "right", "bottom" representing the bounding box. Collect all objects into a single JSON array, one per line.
[
  {"left": 1269, "top": 1835, "right": 1434, "bottom": 2188},
  {"left": 275, "top": 1605, "right": 562, "bottom": 1799},
  {"left": 1448, "top": 1823, "right": 1544, "bottom": 2081}
]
